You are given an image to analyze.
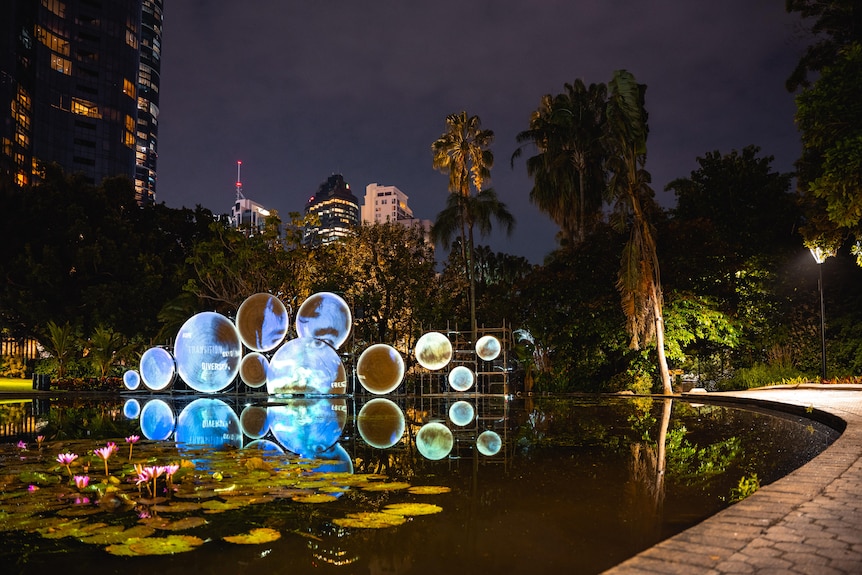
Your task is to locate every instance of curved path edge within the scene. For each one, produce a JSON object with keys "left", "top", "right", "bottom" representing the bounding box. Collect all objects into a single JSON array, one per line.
[{"left": 603, "top": 385, "right": 862, "bottom": 575}]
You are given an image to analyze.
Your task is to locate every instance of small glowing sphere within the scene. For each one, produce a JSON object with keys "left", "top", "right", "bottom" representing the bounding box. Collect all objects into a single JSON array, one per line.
[
  {"left": 139, "top": 347, "right": 175, "bottom": 391},
  {"left": 357, "top": 398, "right": 405, "bottom": 448},
  {"left": 268, "top": 397, "right": 347, "bottom": 457},
  {"left": 356, "top": 344, "right": 404, "bottom": 394},
  {"left": 239, "top": 405, "right": 270, "bottom": 439},
  {"left": 415, "top": 332, "right": 453, "bottom": 370},
  {"left": 123, "top": 398, "right": 141, "bottom": 419},
  {"left": 174, "top": 312, "right": 242, "bottom": 393},
  {"left": 122, "top": 369, "right": 141, "bottom": 391},
  {"left": 139, "top": 399, "right": 175, "bottom": 440},
  {"left": 240, "top": 352, "right": 269, "bottom": 388},
  {"left": 475, "top": 335, "right": 501, "bottom": 361},
  {"left": 448, "top": 365, "right": 475, "bottom": 392},
  {"left": 243, "top": 439, "right": 284, "bottom": 454},
  {"left": 416, "top": 422, "right": 454, "bottom": 460},
  {"left": 448, "top": 401, "right": 475, "bottom": 426},
  {"left": 477, "top": 430, "right": 502, "bottom": 456},
  {"left": 175, "top": 398, "right": 242, "bottom": 448},
  {"left": 267, "top": 336, "right": 344, "bottom": 395},
  {"left": 236, "top": 292, "right": 289, "bottom": 352},
  {"left": 295, "top": 292, "right": 352, "bottom": 350}
]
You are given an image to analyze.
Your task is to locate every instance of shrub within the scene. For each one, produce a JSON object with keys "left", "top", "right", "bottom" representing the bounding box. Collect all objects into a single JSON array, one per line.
[{"left": 716, "top": 363, "right": 809, "bottom": 391}]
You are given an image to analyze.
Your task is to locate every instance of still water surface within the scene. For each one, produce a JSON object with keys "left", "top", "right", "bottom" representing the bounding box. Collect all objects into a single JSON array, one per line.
[{"left": 0, "top": 394, "right": 840, "bottom": 574}]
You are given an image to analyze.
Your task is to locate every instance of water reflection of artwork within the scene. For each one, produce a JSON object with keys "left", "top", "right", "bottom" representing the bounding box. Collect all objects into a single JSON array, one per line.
[
  {"left": 475, "top": 335, "right": 501, "bottom": 361},
  {"left": 139, "top": 347, "right": 175, "bottom": 391},
  {"left": 295, "top": 292, "right": 352, "bottom": 350},
  {"left": 139, "top": 399, "right": 175, "bottom": 440},
  {"left": 174, "top": 312, "right": 242, "bottom": 393},
  {"left": 175, "top": 398, "right": 242, "bottom": 448},
  {"left": 357, "top": 398, "right": 405, "bottom": 448},
  {"left": 416, "top": 422, "right": 454, "bottom": 460},
  {"left": 356, "top": 344, "right": 404, "bottom": 394},
  {"left": 414, "top": 332, "right": 453, "bottom": 370},
  {"left": 448, "top": 365, "right": 475, "bottom": 392},
  {"left": 123, "top": 398, "right": 141, "bottom": 419},
  {"left": 268, "top": 397, "right": 347, "bottom": 458},
  {"left": 448, "top": 401, "right": 475, "bottom": 426},
  {"left": 267, "top": 336, "right": 344, "bottom": 395},
  {"left": 123, "top": 369, "right": 141, "bottom": 390},
  {"left": 239, "top": 405, "right": 270, "bottom": 439},
  {"left": 239, "top": 352, "right": 269, "bottom": 388},
  {"left": 236, "top": 292, "right": 289, "bottom": 352},
  {"left": 477, "top": 430, "right": 502, "bottom": 456}
]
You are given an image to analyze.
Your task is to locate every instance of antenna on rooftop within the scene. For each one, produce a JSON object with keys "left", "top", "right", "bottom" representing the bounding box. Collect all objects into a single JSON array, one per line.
[{"left": 235, "top": 160, "right": 245, "bottom": 200}]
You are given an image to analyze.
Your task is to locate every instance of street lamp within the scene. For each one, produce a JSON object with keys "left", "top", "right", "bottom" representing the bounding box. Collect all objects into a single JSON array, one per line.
[{"left": 809, "top": 246, "right": 832, "bottom": 381}]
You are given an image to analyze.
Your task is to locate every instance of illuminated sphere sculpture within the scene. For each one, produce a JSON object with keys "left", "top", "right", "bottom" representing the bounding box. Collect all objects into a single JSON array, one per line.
[
  {"left": 295, "top": 292, "right": 352, "bottom": 350},
  {"left": 139, "top": 399, "right": 175, "bottom": 440},
  {"left": 239, "top": 352, "right": 269, "bottom": 388},
  {"left": 175, "top": 398, "right": 242, "bottom": 448},
  {"left": 477, "top": 430, "right": 502, "bottom": 456},
  {"left": 448, "top": 365, "right": 475, "bottom": 392},
  {"left": 236, "top": 292, "right": 289, "bottom": 352},
  {"left": 448, "top": 400, "right": 475, "bottom": 426},
  {"left": 269, "top": 397, "right": 347, "bottom": 457},
  {"left": 415, "top": 332, "right": 453, "bottom": 370},
  {"left": 356, "top": 344, "right": 404, "bottom": 394},
  {"left": 416, "top": 422, "right": 454, "bottom": 460},
  {"left": 475, "top": 335, "right": 501, "bottom": 361},
  {"left": 357, "top": 398, "right": 405, "bottom": 448},
  {"left": 239, "top": 405, "right": 270, "bottom": 439},
  {"left": 267, "top": 336, "right": 344, "bottom": 395},
  {"left": 139, "top": 347, "right": 176, "bottom": 391},
  {"left": 122, "top": 369, "right": 141, "bottom": 391},
  {"left": 174, "top": 312, "right": 242, "bottom": 393}
]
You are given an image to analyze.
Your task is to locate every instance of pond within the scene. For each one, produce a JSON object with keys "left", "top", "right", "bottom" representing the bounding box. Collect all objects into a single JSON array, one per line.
[{"left": 0, "top": 393, "right": 840, "bottom": 575}]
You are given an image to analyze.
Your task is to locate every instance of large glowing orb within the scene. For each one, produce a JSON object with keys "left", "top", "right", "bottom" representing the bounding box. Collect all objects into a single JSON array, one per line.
[
  {"left": 448, "top": 365, "right": 475, "bottom": 392},
  {"left": 448, "top": 401, "right": 475, "bottom": 426},
  {"left": 236, "top": 292, "right": 289, "bottom": 352},
  {"left": 477, "top": 430, "right": 502, "bottom": 456},
  {"left": 174, "top": 312, "right": 242, "bottom": 393},
  {"left": 267, "top": 336, "right": 344, "bottom": 395},
  {"left": 139, "top": 399, "right": 175, "bottom": 440},
  {"left": 295, "top": 292, "right": 352, "bottom": 350},
  {"left": 357, "top": 398, "right": 405, "bottom": 448},
  {"left": 415, "top": 332, "right": 452, "bottom": 370},
  {"left": 139, "top": 347, "right": 175, "bottom": 391},
  {"left": 475, "top": 335, "right": 501, "bottom": 361},
  {"left": 239, "top": 352, "right": 269, "bottom": 388},
  {"left": 268, "top": 397, "right": 347, "bottom": 457},
  {"left": 416, "top": 422, "right": 454, "bottom": 460},
  {"left": 122, "top": 369, "right": 141, "bottom": 391},
  {"left": 356, "top": 344, "right": 404, "bottom": 394},
  {"left": 174, "top": 398, "right": 242, "bottom": 448}
]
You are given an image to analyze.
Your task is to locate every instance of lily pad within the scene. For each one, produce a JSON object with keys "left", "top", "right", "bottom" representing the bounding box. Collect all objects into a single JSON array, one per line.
[
  {"left": 333, "top": 512, "right": 407, "bottom": 529},
  {"left": 292, "top": 493, "right": 338, "bottom": 504},
  {"left": 78, "top": 524, "right": 156, "bottom": 545},
  {"left": 408, "top": 485, "right": 451, "bottom": 495},
  {"left": 105, "top": 534, "right": 205, "bottom": 556},
  {"left": 383, "top": 503, "right": 443, "bottom": 516},
  {"left": 150, "top": 501, "right": 202, "bottom": 513},
  {"left": 361, "top": 481, "right": 411, "bottom": 492},
  {"left": 223, "top": 527, "right": 281, "bottom": 544}
]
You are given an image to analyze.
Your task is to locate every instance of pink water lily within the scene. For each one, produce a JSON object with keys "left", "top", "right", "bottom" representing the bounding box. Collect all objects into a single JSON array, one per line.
[
  {"left": 57, "top": 452, "right": 79, "bottom": 477},
  {"left": 73, "top": 475, "right": 90, "bottom": 490},
  {"left": 94, "top": 445, "right": 114, "bottom": 476},
  {"left": 17, "top": 441, "right": 27, "bottom": 450},
  {"left": 125, "top": 435, "right": 140, "bottom": 461},
  {"left": 36, "top": 435, "right": 45, "bottom": 448},
  {"left": 28, "top": 484, "right": 38, "bottom": 492}
]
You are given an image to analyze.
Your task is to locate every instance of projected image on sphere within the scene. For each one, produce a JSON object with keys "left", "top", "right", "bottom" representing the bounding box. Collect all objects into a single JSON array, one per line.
[
  {"left": 356, "top": 344, "right": 404, "bottom": 394},
  {"left": 295, "top": 292, "right": 352, "bottom": 350},
  {"left": 139, "top": 347, "right": 175, "bottom": 391},
  {"left": 240, "top": 352, "right": 268, "bottom": 388},
  {"left": 236, "top": 292, "right": 289, "bottom": 352},
  {"left": 448, "top": 365, "right": 475, "bottom": 392},
  {"left": 416, "top": 422, "right": 454, "bottom": 460},
  {"left": 357, "top": 398, "right": 405, "bottom": 449},
  {"left": 415, "top": 332, "right": 452, "bottom": 370},
  {"left": 268, "top": 397, "right": 347, "bottom": 457},
  {"left": 475, "top": 335, "right": 501, "bottom": 361},
  {"left": 174, "top": 312, "right": 242, "bottom": 393},
  {"left": 267, "top": 336, "right": 344, "bottom": 395},
  {"left": 174, "top": 398, "right": 242, "bottom": 448}
]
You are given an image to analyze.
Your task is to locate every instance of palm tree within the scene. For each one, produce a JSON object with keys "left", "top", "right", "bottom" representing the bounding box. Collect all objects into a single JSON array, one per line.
[
  {"left": 513, "top": 80, "right": 607, "bottom": 247},
  {"left": 604, "top": 70, "right": 672, "bottom": 395},
  {"left": 42, "top": 320, "right": 79, "bottom": 379},
  {"left": 432, "top": 112, "right": 502, "bottom": 341}
]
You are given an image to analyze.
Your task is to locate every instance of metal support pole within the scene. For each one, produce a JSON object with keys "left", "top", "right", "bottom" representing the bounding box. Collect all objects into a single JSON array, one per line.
[{"left": 818, "top": 263, "right": 827, "bottom": 382}]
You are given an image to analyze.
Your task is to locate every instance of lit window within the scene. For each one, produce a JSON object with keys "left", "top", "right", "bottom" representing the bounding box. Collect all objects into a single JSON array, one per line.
[
  {"left": 50, "top": 54, "right": 71, "bottom": 74},
  {"left": 35, "top": 25, "right": 70, "bottom": 56},
  {"left": 123, "top": 78, "right": 135, "bottom": 99},
  {"left": 42, "top": 0, "right": 66, "bottom": 17},
  {"left": 71, "top": 98, "right": 101, "bottom": 118},
  {"left": 126, "top": 28, "right": 138, "bottom": 49}
]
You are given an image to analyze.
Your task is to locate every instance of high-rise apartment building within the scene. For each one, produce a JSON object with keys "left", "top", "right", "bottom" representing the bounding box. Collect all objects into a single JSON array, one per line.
[
  {"left": 303, "top": 174, "right": 360, "bottom": 246},
  {"left": 0, "top": 0, "right": 162, "bottom": 204},
  {"left": 361, "top": 182, "right": 433, "bottom": 238}
]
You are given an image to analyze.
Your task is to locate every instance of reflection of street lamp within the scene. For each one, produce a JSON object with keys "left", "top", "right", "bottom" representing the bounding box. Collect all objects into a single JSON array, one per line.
[{"left": 809, "top": 247, "right": 832, "bottom": 381}]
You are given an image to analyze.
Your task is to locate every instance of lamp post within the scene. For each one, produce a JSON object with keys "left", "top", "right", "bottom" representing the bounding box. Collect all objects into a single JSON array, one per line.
[{"left": 809, "top": 247, "right": 831, "bottom": 381}]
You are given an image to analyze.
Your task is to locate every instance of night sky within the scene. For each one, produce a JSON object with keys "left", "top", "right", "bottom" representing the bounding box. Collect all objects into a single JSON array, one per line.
[{"left": 155, "top": 1, "right": 807, "bottom": 264}]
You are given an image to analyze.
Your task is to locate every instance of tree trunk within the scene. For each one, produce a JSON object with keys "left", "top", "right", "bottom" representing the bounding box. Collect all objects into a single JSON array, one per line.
[{"left": 653, "top": 295, "right": 673, "bottom": 394}]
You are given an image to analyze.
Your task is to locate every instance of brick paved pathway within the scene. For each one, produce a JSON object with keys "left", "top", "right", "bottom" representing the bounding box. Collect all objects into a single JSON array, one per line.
[{"left": 604, "top": 385, "right": 862, "bottom": 575}]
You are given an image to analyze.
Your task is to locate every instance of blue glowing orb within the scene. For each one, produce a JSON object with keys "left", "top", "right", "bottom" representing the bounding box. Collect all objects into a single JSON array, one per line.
[
  {"left": 243, "top": 438, "right": 285, "bottom": 454},
  {"left": 415, "top": 332, "right": 452, "bottom": 370},
  {"left": 174, "top": 398, "right": 242, "bottom": 448},
  {"left": 174, "top": 312, "right": 242, "bottom": 393},
  {"left": 477, "top": 430, "right": 502, "bottom": 456},
  {"left": 356, "top": 344, "right": 404, "bottom": 395},
  {"left": 122, "top": 369, "right": 141, "bottom": 391},
  {"left": 236, "top": 293, "right": 289, "bottom": 352},
  {"left": 268, "top": 397, "right": 347, "bottom": 458},
  {"left": 123, "top": 398, "right": 141, "bottom": 419},
  {"left": 357, "top": 398, "right": 405, "bottom": 448},
  {"left": 139, "top": 399, "right": 175, "bottom": 440},
  {"left": 448, "top": 365, "right": 475, "bottom": 392},
  {"left": 295, "top": 292, "right": 352, "bottom": 350},
  {"left": 310, "top": 443, "right": 353, "bottom": 474},
  {"left": 448, "top": 400, "right": 475, "bottom": 426},
  {"left": 416, "top": 422, "right": 454, "bottom": 460},
  {"left": 139, "top": 347, "right": 175, "bottom": 391},
  {"left": 267, "top": 336, "right": 344, "bottom": 395},
  {"left": 240, "top": 352, "right": 269, "bottom": 388}
]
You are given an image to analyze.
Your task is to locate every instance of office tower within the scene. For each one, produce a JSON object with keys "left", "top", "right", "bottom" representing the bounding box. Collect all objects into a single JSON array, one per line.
[
  {"left": 134, "top": 0, "right": 163, "bottom": 204},
  {"left": 303, "top": 174, "right": 360, "bottom": 246}
]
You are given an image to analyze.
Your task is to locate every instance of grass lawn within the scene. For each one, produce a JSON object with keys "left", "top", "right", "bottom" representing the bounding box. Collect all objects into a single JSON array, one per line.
[{"left": 0, "top": 376, "right": 37, "bottom": 394}]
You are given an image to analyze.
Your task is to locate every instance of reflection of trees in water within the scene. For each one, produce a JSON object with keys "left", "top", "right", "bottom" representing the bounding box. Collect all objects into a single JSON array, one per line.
[{"left": 43, "top": 398, "right": 136, "bottom": 440}]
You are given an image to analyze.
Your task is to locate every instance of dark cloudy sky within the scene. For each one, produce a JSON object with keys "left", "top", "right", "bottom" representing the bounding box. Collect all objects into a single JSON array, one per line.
[{"left": 156, "top": 0, "right": 808, "bottom": 264}]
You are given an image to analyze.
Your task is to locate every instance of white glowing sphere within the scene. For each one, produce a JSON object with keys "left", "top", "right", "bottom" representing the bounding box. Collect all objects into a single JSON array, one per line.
[
  {"left": 477, "top": 430, "right": 502, "bottom": 456},
  {"left": 356, "top": 344, "right": 404, "bottom": 394},
  {"left": 236, "top": 293, "right": 289, "bottom": 352},
  {"left": 239, "top": 405, "right": 270, "bottom": 439},
  {"left": 139, "top": 399, "right": 175, "bottom": 440},
  {"left": 415, "top": 332, "right": 453, "bottom": 370},
  {"left": 475, "top": 335, "right": 501, "bottom": 361},
  {"left": 416, "top": 422, "right": 454, "bottom": 460},
  {"left": 174, "top": 312, "right": 242, "bottom": 393},
  {"left": 175, "top": 398, "right": 242, "bottom": 448},
  {"left": 448, "top": 401, "right": 475, "bottom": 426},
  {"left": 357, "top": 398, "right": 405, "bottom": 448},
  {"left": 295, "top": 292, "right": 352, "bottom": 350},
  {"left": 448, "top": 365, "right": 475, "bottom": 392},
  {"left": 139, "top": 347, "right": 175, "bottom": 391},
  {"left": 123, "top": 369, "right": 141, "bottom": 390},
  {"left": 240, "top": 352, "right": 269, "bottom": 388},
  {"left": 267, "top": 336, "right": 344, "bottom": 395}
]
